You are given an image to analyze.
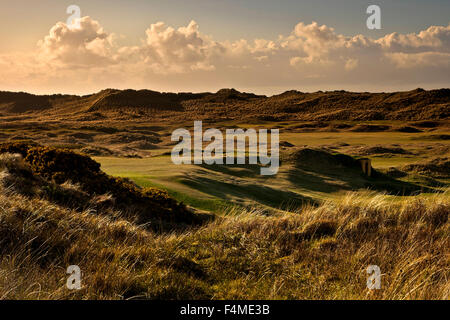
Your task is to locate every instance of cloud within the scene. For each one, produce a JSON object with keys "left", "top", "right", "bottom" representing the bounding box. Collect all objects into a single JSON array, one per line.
[
  {"left": 282, "top": 21, "right": 450, "bottom": 75},
  {"left": 386, "top": 52, "right": 450, "bottom": 68},
  {"left": 376, "top": 24, "right": 450, "bottom": 69},
  {"left": 121, "top": 20, "right": 225, "bottom": 73},
  {"left": 377, "top": 24, "right": 450, "bottom": 52},
  {"left": 0, "top": 17, "right": 448, "bottom": 94},
  {"left": 37, "top": 16, "right": 117, "bottom": 68}
]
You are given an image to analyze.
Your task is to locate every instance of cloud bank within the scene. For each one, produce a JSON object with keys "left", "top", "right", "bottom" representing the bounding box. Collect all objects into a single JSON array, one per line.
[{"left": 0, "top": 17, "right": 449, "bottom": 94}]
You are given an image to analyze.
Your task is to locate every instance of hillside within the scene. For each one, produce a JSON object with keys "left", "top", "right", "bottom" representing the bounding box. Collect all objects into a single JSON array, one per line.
[
  {"left": 0, "top": 142, "right": 204, "bottom": 228},
  {"left": 0, "top": 88, "right": 448, "bottom": 121},
  {"left": 88, "top": 89, "right": 209, "bottom": 112},
  {"left": 0, "top": 148, "right": 448, "bottom": 299},
  {"left": 0, "top": 91, "right": 52, "bottom": 113},
  {"left": 0, "top": 92, "right": 448, "bottom": 300}
]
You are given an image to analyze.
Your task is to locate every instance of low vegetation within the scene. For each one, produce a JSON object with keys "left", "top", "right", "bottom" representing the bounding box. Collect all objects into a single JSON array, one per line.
[
  {"left": 1, "top": 88, "right": 449, "bottom": 121},
  {"left": 0, "top": 149, "right": 448, "bottom": 299},
  {"left": 0, "top": 143, "right": 198, "bottom": 226},
  {"left": 0, "top": 87, "right": 448, "bottom": 300}
]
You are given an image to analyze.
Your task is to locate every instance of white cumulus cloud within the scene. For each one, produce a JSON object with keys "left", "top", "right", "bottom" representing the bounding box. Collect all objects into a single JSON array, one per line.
[{"left": 0, "top": 18, "right": 448, "bottom": 94}]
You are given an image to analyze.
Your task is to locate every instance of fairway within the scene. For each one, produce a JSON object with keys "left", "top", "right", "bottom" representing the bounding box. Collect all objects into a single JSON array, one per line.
[{"left": 95, "top": 126, "right": 449, "bottom": 213}]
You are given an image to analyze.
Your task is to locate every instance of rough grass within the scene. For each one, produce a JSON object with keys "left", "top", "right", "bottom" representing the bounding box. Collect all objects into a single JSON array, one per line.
[
  {"left": 0, "top": 143, "right": 196, "bottom": 225},
  {"left": 0, "top": 168, "right": 448, "bottom": 299},
  {"left": 403, "top": 157, "right": 450, "bottom": 179},
  {"left": 0, "top": 146, "right": 448, "bottom": 300}
]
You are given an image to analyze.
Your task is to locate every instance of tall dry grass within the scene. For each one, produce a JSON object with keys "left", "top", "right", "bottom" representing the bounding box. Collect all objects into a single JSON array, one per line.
[{"left": 0, "top": 154, "right": 448, "bottom": 300}]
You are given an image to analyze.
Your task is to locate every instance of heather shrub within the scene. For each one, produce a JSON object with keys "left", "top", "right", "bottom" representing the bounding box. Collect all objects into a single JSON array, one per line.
[
  {"left": 0, "top": 142, "right": 194, "bottom": 224},
  {"left": 0, "top": 141, "right": 38, "bottom": 157}
]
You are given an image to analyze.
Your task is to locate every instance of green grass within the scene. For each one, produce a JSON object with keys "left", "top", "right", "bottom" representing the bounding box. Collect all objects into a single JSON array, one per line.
[
  {"left": 369, "top": 155, "right": 423, "bottom": 168},
  {"left": 95, "top": 153, "right": 445, "bottom": 214},
  {"left": 127, "top": 175, "right": 230, "bottom": 213},
  {"left": 84, "top": 123, "right": 449, "bottom": 213},
  {"left": 0, "top": 121, "right": 449, "bottom": 300},
  {"left": 96, "top": 155, "right": 326, "bottom": 212},
  {"left": 282, "top": 131, "right": 445, "bottom": 147}
]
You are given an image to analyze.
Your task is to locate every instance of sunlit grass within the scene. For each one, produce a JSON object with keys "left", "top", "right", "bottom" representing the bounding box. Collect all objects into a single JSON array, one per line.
[{"left": 0, "top": 183, "right": 448, "bottom": 299}]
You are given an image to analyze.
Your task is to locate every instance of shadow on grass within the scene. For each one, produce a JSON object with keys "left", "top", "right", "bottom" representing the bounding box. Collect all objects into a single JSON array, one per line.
[
  {"left": 179, "top": 173, "right": 318, "bottom": 211},
  {"left": 200, "top": 160, "right": 435, "bottom": 197},
  {"left": 198, "top": 163, "right": 262, "bottom": 178},
  {"left": 286, "top": 163, "right": 438, "bottom": 196}
]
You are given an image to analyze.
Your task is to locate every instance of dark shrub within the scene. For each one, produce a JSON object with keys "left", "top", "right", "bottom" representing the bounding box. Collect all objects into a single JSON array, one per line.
[{"left": 0, "top": 142, "right": 194, "bottom": 224}]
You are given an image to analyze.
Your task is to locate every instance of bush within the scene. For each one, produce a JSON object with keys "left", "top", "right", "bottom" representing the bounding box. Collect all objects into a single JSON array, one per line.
[
  {"left": 0, "top": 142, "right": 193, "bottom": 224},
  {"left": 0, "top": 141, "right": 39, "bottom": 157}
]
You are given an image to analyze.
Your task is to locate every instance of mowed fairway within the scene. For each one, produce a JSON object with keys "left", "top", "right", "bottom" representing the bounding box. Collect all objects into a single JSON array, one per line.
[
  {"left": 96, "top": 155, "right": 319, "bottom": 213},
  {"left": 96, "top": 126, "right": 450, "bottom": 213}
]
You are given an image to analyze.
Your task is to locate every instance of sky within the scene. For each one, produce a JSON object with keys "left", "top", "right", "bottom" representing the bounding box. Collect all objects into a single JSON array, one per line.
[{"left": 0, "top": 0, "right": 449, "bottom": 95}]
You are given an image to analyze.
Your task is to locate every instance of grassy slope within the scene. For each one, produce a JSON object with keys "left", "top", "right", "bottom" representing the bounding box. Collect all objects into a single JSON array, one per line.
[
  {"left": 95, "top": 129, "right": 449, "bottom": 212},
  {"left": 1, "top": 182, "right": 448, "bottom": 299},
  {"left": 0, "top": 118, "right": 448, "bottom": 300},
  {"left": 1, "top": 88, "right": 449, "bottom": 121}
]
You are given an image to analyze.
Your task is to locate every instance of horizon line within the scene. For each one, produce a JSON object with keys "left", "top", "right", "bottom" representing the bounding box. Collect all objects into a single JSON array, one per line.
[{"left": 1, "top": 86, "right": 450, "bottom": 98}]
